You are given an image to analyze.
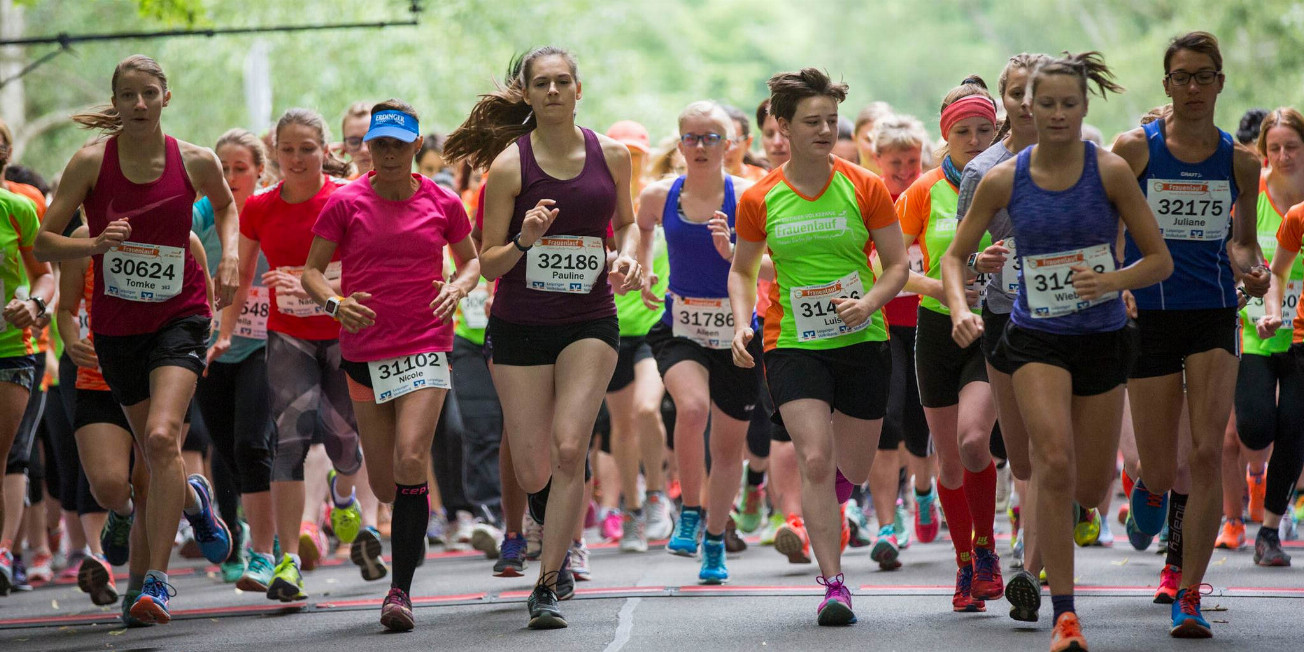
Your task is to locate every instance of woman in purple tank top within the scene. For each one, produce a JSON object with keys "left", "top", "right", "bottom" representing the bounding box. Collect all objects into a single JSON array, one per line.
[
  {"left": 445, "top": 46, "right": 643, "bottom": 630},
  {"left": 34, "top": 55, "right": 238, "bottom": 625},
  {"left": 941, "top": 53, "right": 1171, "bottom": 650}
]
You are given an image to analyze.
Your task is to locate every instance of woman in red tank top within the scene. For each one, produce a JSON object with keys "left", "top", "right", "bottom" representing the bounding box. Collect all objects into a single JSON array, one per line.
[
  {"left": 446, "top": 46, "right": 643, "bottom": 630},
  {"left": 34, "top": 55, "right": 237, "bottom": 626}
]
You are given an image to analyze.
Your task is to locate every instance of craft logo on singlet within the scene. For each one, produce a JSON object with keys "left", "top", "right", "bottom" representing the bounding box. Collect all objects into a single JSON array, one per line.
[{"left": 773, "top": 211, "right": 848, "bottom": 243}]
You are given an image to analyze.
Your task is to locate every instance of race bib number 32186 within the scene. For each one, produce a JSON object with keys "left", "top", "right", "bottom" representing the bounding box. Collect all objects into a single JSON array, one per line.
[{"left": 526, "top": 236, "right": 605, "bottom": 294}]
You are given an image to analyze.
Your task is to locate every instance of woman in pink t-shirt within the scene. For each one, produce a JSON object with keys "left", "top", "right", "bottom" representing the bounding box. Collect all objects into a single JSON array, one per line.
[{"left": 302, "top": 99, "right": 479, "bottom": 632}]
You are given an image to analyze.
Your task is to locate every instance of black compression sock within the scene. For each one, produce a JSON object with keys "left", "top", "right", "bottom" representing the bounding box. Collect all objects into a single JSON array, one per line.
[
  {"left": 746, "top": 468, "right": 766, "bottom": 487},
  {"left": 1165, "top": 492, "right": 1188, "bottom": 568},
  {"left": 391, "top": 483, "right": 429, "bottom": 594}
]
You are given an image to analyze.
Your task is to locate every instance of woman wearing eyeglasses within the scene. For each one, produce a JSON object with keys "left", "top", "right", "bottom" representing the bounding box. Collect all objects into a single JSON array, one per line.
[
  {"left": 1112, "top": 31, "right": 1269, "bottom": 639},
  {"left": 636, "top": 101, "right": 758, "bottom": 584}
]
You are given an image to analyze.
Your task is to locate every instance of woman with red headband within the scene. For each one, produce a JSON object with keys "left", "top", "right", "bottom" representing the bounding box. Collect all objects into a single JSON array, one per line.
[{"left": 897, "top": 77, "right": 1002, "bottom": 613}]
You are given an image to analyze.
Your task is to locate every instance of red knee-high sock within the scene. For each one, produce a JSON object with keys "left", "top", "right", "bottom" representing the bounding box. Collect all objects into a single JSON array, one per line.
[
  {"left": 1121, "top": 468, "right": 1135, "bottom": 500},
  {"left": 965, "top": 461, "right": 998, "bottom": 551},
  {"left": 937, "top": 481, "right": 973, "bottom": 566}
]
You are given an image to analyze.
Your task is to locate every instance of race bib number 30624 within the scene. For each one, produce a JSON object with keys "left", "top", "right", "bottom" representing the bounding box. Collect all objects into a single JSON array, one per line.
[
  {"left": 526, "top": 236, "right": 605, "bottom": 294},
  {"left": 790, "top": 272, "right": 868, "bottom": 342},
  {"left": 368, "top": 351, "right": 451, "bottom": 404},
  {"left": 1147, "top": 179, "right": 1231, "bottom": 241},
  {"left": 103, "top": 242, "right": 183, "bottom": 302}
]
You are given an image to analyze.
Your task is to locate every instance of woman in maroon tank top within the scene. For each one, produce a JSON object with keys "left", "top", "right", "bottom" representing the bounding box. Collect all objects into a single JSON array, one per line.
[
  {"left": 34, "top": 55, "right": 237, "bottom": 625},
  {"left": 446, "top": 46, "right": 643, "bottom": 630}
]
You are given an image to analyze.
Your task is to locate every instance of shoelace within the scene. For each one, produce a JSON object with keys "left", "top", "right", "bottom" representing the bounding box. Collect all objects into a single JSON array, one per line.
[
  {"left": 678, "top": 510, "right": 701, "bottom": 539},
  {"left": 535, "top": 570, "right": 561, "bottom": 595},
  {"left": 502, "top": 535, "right": 527, "bottom": 559},
  {"left": 956, "top": 566, "right": 974, "bottom": 595},
  {"left": 1179, "top": 583, "right": 1215, "bottom": 615},
  {"left": 704, "top": 541, "right": 725, "bottom": 566},
  {"left": 385, "top": 587, "right": 412, "bottom": 608},
  {"left": 974, "top": 549, "right": 997, "bottom": 583},
  {"left": 816, "top": 573, "right": 849, "bottom": 600},
  {"left": 142, "top": 577, "right": 177, "bottom": 599},
  {"left": 1145, "top": 491, "right": 1165, "bottom": 508},
  {"left": 1055, "top": 613, "right": 1083, "bottom": 638}
]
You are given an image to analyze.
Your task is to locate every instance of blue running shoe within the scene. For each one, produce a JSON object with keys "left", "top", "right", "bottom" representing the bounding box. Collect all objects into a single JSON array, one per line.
[
  {"left": 667, "top": 508, "right": 702, "bottom": 557},
  {"left": 1129, "top": 480, "right": 1167, "bottom": 536},
  {"left": 129, "top": 575, "right": 176, "bottom": 625},
  {"left": 184, "top": 474, "right": 233, "bottom": 564},
  {"left": 101, "top": 507, "right": 133, "bottom": 566},
  {"left": 1170, "top": 587, "right": 1212, "bottom": 638},
  {"left": 1125, "top": 511, "right": 1154, "bottom": 551},
  {"left": 120, "top": 589, "right": 153, "bottom": 628},
  {"left": 699, "top": 539, "right": 728, "bottom": 584}
]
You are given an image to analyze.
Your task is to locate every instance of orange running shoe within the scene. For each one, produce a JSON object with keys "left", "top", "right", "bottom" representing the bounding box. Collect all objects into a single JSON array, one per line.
[
  {"left": 1247, "top": 470, "right": 1266, "bottom": 523},
  {"left": 1214, "top": 518, "right": 1245, "bottom": 550},
  {"left": 1050, "top": 611, "right": 1088, "bottom": 651},
  {"left": 299, "top": 521, "right": 326, "bottom": 571},
  {"left": 1153, "top": 564, "right": 1181, "bottom": 604},
  {"left": 774, "top": 515, "right": 812, "bottom": 564}
]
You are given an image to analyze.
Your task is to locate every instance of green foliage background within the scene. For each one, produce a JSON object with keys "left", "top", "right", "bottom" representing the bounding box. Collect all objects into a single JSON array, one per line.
[{"left": 8, "top": 0, "right": 1304, "bottom": 177}]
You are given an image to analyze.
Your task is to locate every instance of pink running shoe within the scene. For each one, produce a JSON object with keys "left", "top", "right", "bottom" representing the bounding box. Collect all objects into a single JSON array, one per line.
[{"left": 816, "top": 573, "right": 857, "bottom": 626}]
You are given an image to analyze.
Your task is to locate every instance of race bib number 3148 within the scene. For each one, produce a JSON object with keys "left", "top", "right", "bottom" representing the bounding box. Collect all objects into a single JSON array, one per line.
[{"left": 791, "top": 272, "right": 868, "bottom": 342}]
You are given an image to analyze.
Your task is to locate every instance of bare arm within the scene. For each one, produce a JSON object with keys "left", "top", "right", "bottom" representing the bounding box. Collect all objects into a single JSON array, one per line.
[
  {"left": 182, "top": 143, "right": 239, "bottom": 308},
  {"left": 601, "top": 137, "right": 643, "bottom": 293},
  {"left": 1080, "top": 152, "right": 1173, "bottom": 297},
  {"left": 941, "top": 163, "right": 1013, "bottom": 346},
  {"left": 635, "top": 181, "right": 669, "bottom": 308},
  {"left": 477, "top": 147, "right": 533, "bottom": 280},
  {"left": 430, "top": 235, "right": 482, "bottom": 323},
  {"left": 36, "top": 147, "right": 128, "bottom": 262},
  {"left": 1231, "top": 147, "right": 1269, "bottom": 295},
  {"left": 728, "top": 237, "right": 766, "bottom": 368}
]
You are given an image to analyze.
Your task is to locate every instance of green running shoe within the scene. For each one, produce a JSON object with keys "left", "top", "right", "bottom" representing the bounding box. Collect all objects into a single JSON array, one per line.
[
  {"left": 328, "top": 470, "right": 362, "bottom": 545},
  {"left": 266, "top": 554, "right": 307, "bottom": 602},
  {"left": 894, "top": 499, "right": 911, "bottom": 549},
  {"left": 759, "top": 513, "right": 785, "bottom": 546},
  {"left": 736, "top": 483, "right": 766, "bottom": 534}
]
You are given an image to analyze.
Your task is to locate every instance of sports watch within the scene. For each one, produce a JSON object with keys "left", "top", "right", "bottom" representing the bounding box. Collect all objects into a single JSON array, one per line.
[{"left": 325, "top": 296, "right": 343, "bottom": 318}]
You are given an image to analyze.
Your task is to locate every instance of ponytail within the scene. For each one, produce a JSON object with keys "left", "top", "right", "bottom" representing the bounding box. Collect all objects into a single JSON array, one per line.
[
  {"left": 72, "top": 54, "right": 169, "bottom": 135},
  {"left": 1030, "top": 51, "right": 1124, "bottom": 102}
]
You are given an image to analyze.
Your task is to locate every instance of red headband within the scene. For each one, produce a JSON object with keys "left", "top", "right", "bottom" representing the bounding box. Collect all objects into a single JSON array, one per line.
[{"left": 939, "top": 95, "right": 997, "bottom": 138}]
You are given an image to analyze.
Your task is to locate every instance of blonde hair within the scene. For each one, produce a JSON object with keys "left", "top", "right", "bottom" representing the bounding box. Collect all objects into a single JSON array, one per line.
[
  {"left": 678, "top": 101, "right": 735, "bottom": 140},
  {"left": 872, "top": 114, "right": 928, "bottom": 156},
  {"left": 72, "top": 55, "right": 169, "bottom": 134},
  {"left": 1257, "top": 107, "right": 1304, "bottom": 160}
]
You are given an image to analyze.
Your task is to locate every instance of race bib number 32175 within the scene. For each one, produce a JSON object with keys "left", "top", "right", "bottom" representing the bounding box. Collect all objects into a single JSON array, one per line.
[{"left": 1147, "top": 179, "right": 1231, "bottom": 241}]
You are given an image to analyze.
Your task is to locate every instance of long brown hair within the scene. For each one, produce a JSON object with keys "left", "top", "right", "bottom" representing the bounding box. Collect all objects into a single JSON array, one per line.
[
  {"left": 444, "top": 47, "right": 579, "bottom": 171},
  {"left": 275, "top": 108, "right": 351, "bottom": 178},
  {"left": 992, "top": 53, "right": 1052, "bottom": 144},
  {"left": 72, "top": 55, "right": 169, "bottom": 134}
]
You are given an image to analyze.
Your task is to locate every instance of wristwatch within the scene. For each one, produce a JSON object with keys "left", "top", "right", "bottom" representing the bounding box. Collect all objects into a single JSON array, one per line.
[
  {"left": 512, "top": 233, "right": 533, "bottom": 253},
  {"left": 325, "top": 296, "right": 343, "bottom": 318},
  {"left": 30, "top": 295, "right": 46, "bottom": 318},
  {"left": 966, "top": 252, "right": 981, "bottom": 272}
]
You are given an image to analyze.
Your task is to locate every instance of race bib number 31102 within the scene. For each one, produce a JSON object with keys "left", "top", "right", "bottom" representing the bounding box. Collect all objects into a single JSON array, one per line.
[
  {"left": 368, "top": 351, "right": 451, "bottom": 404},
  {"left": 103, "top": 242, "right": 183, "bottom": 302},
  {"left": 526, "top": 236, "right": 605, "bottom": 294},
  {"left": 791, "top": 272, "right": 868, "bottom": 342}
]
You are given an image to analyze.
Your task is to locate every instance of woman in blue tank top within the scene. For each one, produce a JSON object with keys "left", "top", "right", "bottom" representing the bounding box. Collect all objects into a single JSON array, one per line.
[
  {"left": 444, "top": 46, "right": 643, "bottom": 631},
  {"left": 941, "top": 52, "right": 1172, "bottom": 651},
  {"left": 1110, "top": 32, "right": 1269, "bottom": 640},
  {"left": 636, "top": 101, "right": 760, "bottom": 585}
]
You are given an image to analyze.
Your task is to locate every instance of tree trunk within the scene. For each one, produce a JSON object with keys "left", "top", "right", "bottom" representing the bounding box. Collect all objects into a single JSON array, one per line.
[{"left": 0, "top": 0, "right": 27, "bottom": 156}]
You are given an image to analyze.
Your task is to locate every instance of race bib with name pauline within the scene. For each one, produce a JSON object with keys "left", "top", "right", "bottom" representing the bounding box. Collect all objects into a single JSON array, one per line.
[
  {"left": 103, "top": 242, "right": 183, "bottom": 302},
  {"left": 1024, "top": 243, "right": 1118, "bottom": 318},
  {"left": 671, "top": 294, "right": 734, "bottom": 349},
  {"left": 275, "top": 262, "right": 341, "bottom": 317},
  {"left": 368, "top": 351, "right": 451, "bottom": 404},
  {"left": 525, "top": 236, "right": 605, "bottom": 294},
  {"left": 791, "top": 271, "right": 868, "bottom": 342},
  {"left": 1147, "top": 179, "right": 1231, "bottom": 242}
]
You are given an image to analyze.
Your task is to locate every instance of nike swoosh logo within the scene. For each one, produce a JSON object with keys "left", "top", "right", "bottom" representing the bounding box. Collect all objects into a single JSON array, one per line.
[{"left": 105, "top": 195, "right": 182, "bottom": 222}]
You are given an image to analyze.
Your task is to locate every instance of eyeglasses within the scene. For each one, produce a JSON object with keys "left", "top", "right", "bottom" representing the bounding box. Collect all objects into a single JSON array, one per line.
[
  {"left": 680, "top": 133, "right": 724, "bottom": 147},
  {"left": 1165, "top": 70, "right": 1220, "bottom": 86},
  {"left": 344, "top": 136, "right": 364, "bottom": 148}
]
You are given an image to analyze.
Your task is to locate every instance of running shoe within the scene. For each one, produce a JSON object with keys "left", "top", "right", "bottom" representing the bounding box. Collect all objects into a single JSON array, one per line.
[
  {"left": 351, "top": 526, "right": 388, "bottom": 581},
  {"left": 1125, "top": 511, "right": 1153, "bottom": 551},
  {"left": 121, "top": 589, "right": 151, "bottom": 627},
  {"left": 724, "top": 516, "right": 748, "bottom": 553},
  {"left": 1254, "top": 528, "right": 1291, "bottom": 567},
  {"left": 1153, "top": 564, "right": 1181, "bottom": 604},
  {"left": 10, "top": 558, "right": 30, "bottom": 592},
  {"left": 1009, "top": 505, "right": 1022, "bottom": 553},
  {"left": 58, "top": 550, "right": 86, "bottom": 583},
  {"left": 601, "top": 509, "right": 623, "bottom": 542},
  {"left": 645, "top": 491, "right": 675, "bottom": 540},
  {"left": 953, "top": 564, "right": 986, "bottom": 613},
  {"left": 775, "top": 515, "right": 813, "bottom": 564},
  {"left": 972, "top": 547, "right": 1005, "bottom": 600},
  {"left": 471, "top": 522, "right": 503, "bottom": 559},
  {"left": 221, "top": 553, "right": 246, "bottom": 584},
  {"left": 1247, "top": 469, "right": 1266, "bottom": 523},
  {"left": 1050, "top": 611, "right": 1087, "bottom": 651},
  {"left": 1073, "top": 506, "right": 1102, "bottom": 547},
  {"left": 101, "top": 507, "right": 134, "bottom": 566},
  {"left": 569, "top": 539, "right": 591, "bottom": 581},
  {"left": 1005, "top": 568, "right": 1041, "bottom": 623},
  {"left": 1129, "top": 480, "right": 1167, "bottom": 536},
  {"left": 736, "top": 483, "right": 766, "bottom": 534},
  {"left": 77, "top": 555, "right": 119, "bottom": 606},
  {"left": 699, "top": 538, "right": 728, "bottom": 584},
  {"left": 1, "top": 549, "right": 16, "bottom": 594},
  {"left": 238, "top": 553, "right": 275, "bottom": 592},
  {"left": 129, "top": 575, "right": 176, "bottom": 625},
  {"left": 556, "top": 552, "right": 575, "bottom": 601},
  {"left": 326, "top": 470, "right": 362, "bottom": 545},
  {"left": 1117, "top": 503, "right": 1129, "bottom": 526},
  {"left": 26, "top": 551, "right": 53, "bottom": 586},
  {"left": 667, "top": 508, "right": 703, "bottom": 557},
  {"left": 835, "top": 468, "right": 855, "bottom": 504},
  {"left": 1281, "top": 511, "right": 1299, "bottom": 542},
  {"left": 299, "top": 521, "right": 326, "bottom": 570},
  {"left": 426, "top": 511, "right": 449, "bottom": 545},
  {"left": 847, "top": 504, "right": 873, "bottom": 548},
  {"left": 1094, "top": 519, "right": 1115, "bottom": 548},
  {"left": 185, "top": 474, "right": 234, "bottom": 564},
  {"left": 915, "top": 486, "right": 940, "bottom": 543},
  {"left": 267, "top": 554, "right": 307, "bottom": 602},
  {"left": 870, "top": 525, "right": 901, "bottom": 570},
  {"left": 449, "top": 510, "right": 476, "bottom": 551},
  {"left": 527, "top": 581, "right": 566, "bottom": 629},
  {"left": 816, "top": 573, "right": 857, "bottom": 626},
  {"left": 524, "top": 514, "right": 543, "bottom": 560},
  {"left": 1170, "top": 586, "right": 1212, "bottom": 638},
  {"left": 759, "top": 512, "right": 785, "bottom": 546},
  {"left": 1011, "top": 534, "right": 1025, "bottom": 569},
  {"left": 380, "top": 586, "right": 415, "bottom": 632},
  {"left": 178, "top": 519, "right": 202, "bottom": 559},
  {"left": 894, "top": 499, "right": 911, "bottom": 550},
  {"left": 620, "top": 511, "right": 648, "bottom": 553},
  {"left": 494, "top": 532, "right": 528, "bottom": 577},
  {"left": 1215, "top": 518, "right": 1245, "bottom": 550}
]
